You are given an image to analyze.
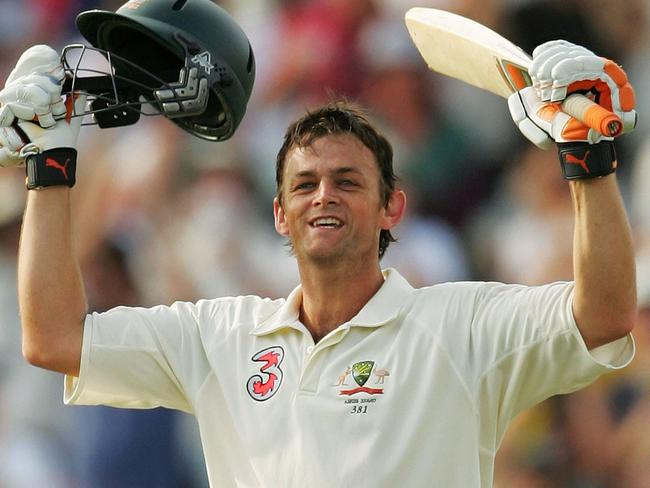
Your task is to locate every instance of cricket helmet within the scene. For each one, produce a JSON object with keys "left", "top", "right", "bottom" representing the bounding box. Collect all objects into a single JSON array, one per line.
[{"left": 65, "top": 0, "right": 255, "bottom": 141}]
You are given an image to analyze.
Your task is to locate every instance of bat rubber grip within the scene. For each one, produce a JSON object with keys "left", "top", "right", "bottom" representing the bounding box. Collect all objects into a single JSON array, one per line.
[{"left": 561, "top": 94, "right": 623, "bottom": 137}]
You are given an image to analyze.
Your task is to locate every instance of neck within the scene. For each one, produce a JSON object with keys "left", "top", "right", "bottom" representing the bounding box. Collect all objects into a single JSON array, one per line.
[{"left": 298, "top": 260, "right": 384, "bottom": 343}]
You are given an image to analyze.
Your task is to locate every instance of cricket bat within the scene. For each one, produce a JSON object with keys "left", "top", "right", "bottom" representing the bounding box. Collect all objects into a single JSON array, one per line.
[{"left": 405, "top": 7, "right": 622, "bottom": 137}]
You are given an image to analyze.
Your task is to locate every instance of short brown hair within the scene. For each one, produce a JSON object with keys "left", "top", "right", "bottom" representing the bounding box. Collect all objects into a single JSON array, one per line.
[{"left": 275, "top": 101, "right": 398, "bottom": 259}]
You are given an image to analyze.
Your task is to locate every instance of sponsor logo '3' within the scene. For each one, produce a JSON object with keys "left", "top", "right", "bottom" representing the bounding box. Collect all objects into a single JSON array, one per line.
[{"left": 247, "top": 346, "right": 284, "bottom": 401}]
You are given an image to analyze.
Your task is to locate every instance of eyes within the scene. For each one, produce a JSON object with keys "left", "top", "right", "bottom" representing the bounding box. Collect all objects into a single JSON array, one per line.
[
  {"left": 291, "top": 178, "right": 359, "bottom": 192},
  {"left": 339, "top": 179, "right": 357, "bottom": 187}
]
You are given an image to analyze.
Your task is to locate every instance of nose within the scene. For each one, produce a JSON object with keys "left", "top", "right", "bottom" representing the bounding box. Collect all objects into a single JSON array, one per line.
[{"left": 313, "top": 179, "right": 339, "bottom": 207}]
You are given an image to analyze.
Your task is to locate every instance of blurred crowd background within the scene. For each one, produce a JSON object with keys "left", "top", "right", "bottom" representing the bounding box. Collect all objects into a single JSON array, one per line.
[{"left": 0, "top": 0, "right": 648, "bottom": 487}]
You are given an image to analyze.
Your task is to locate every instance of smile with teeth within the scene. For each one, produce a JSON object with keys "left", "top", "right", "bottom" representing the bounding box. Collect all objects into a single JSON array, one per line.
[{"left": 311, "top": 217, "right": 343, "bottom": 228}]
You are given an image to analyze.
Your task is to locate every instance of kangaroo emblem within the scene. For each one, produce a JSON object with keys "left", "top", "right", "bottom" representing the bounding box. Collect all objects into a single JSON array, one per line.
[
  {"left": 373, "top": 368, "right": 390, "bottom": 384},
  {"left": 334, "top": 366, "right": 351, "bottom": 386}
]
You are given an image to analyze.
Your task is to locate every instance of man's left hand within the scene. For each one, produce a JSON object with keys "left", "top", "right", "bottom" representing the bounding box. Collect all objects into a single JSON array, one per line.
[{"left": 508, "top": 40, "right": 637, "bottom": 150}]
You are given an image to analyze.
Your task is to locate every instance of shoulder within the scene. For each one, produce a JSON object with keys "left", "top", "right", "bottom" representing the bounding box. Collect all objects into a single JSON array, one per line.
[
  {"left": 409, "top": 280, "right": 491, "bottom": 307},
  {"left": 411, "top": 280, "right": 573, "bottom": 304},
  {"left": 404, "top": 280, "right": 575, "bottom": 335},
  {"left": 171, "top": 295, "right": 287, "bottom": 330},
  {"left": 397, "top": 281, "right": 490, "bottom": 339}
]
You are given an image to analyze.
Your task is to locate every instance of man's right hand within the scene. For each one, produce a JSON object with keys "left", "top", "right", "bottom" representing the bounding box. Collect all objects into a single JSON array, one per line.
[{"left": 0, "top": 45, "right": 85, "bottom": 168}]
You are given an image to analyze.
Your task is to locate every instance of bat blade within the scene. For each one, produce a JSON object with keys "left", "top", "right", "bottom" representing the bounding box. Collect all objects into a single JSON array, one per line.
[
  {"left": 405, "top": 8, "right": 532, "bottom": 98},
  {"left": 405, "top": 7, "right": 622, "bottom": 137}
]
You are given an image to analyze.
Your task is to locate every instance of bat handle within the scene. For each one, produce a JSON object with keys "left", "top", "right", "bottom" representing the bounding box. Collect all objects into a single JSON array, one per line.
[{"left": 561, "top": 93, "right": 622, "bottom": 137}]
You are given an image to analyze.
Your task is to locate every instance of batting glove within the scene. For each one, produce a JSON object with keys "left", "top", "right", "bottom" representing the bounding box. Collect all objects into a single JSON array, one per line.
[
  {"left": 508, "top": 40, "right": 637, "bottom": 179},
  {"left": 0, "top": 45, "right": 86, "bottom": 187},
  {"left": 0, "top": 45, "right": 67, "bottom": 130}
]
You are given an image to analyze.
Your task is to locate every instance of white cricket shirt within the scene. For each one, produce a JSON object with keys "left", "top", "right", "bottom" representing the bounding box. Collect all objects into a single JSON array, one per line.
[{"left": 65, "top": 269, "right": 634, "bottom": 487}]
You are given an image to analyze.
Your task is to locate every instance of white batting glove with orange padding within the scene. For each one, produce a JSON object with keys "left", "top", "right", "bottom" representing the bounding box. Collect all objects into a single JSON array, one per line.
[
  {"left": 508, "top": 40, "right": 637, "bottom": 179},
  {"left": 509, "top": 40, "right": 637, "bottom": 149}
]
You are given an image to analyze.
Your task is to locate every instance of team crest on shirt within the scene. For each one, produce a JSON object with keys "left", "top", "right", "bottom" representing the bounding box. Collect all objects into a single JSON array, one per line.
[
  {"left": 333, "top": 360, "right": 390, "bottom": 414},
  {"left": 334, "top": 360, "right": 390, "bottom": 396},
  {"left": 246, "top": 346, "right": 284, "bottom": 401}
]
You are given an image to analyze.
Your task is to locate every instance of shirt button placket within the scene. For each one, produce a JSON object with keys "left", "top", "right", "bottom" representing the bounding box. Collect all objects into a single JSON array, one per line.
[{"left": 298, "top": 327, "right": 350, "bottom": 394}]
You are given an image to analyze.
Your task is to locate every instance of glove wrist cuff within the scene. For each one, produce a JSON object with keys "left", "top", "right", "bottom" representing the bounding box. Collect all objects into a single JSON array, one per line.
[
  {"left": 25, "top": 148, "right": 77, "bottom": 190},
  {"left": 557, "top": 141, "right": 617, "bottom": 180}
]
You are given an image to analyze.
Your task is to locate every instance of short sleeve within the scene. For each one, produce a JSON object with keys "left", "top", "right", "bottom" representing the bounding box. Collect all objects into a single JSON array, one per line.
[
  {"left": 468, "top": 281, "right": 634, "bottom": 445},
  {"left": 64, "top": 302, "right": 211, "bottom": 413}
]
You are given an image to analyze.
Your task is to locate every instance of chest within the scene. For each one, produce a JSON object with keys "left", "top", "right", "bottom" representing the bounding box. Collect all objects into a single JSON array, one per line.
[
  {"left": 193, "top": 324, "right": 482, "bottom": 486},
  {"left": 202, "top": 324, "right": 475, "bottom": 439}
]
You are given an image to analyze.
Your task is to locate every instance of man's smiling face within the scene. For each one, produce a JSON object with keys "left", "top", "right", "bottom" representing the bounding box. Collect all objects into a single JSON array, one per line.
[{"left": 274, "top": 133, "right": 390, "bottom": 265}]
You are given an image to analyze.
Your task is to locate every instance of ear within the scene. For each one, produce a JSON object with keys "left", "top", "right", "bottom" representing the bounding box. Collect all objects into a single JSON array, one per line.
[
  {"left": 274, "top": 197, "right": 290, "bottom": 236},
  {"left": 380, "top": 189, "right": 407, "bottom": 230}
]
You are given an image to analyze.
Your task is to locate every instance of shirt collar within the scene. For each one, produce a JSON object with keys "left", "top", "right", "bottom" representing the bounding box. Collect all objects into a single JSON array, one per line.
[{"left": 252, "top": 268, "right": 414, "bottom": 336}]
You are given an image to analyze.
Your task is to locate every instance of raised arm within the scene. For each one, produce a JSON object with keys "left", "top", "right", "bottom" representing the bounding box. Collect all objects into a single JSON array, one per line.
[
  {"left": 570, "top": 175, "right": 636, "bottom": 348},
  {"left": 0, "top": 46, "right": 87, "bottom": 375},
  {"left": 19, "top": 188, "right": 86, "bottom": 375},
  {"left": 509, "top": 40, "right": 638, "bottom": 348}
]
